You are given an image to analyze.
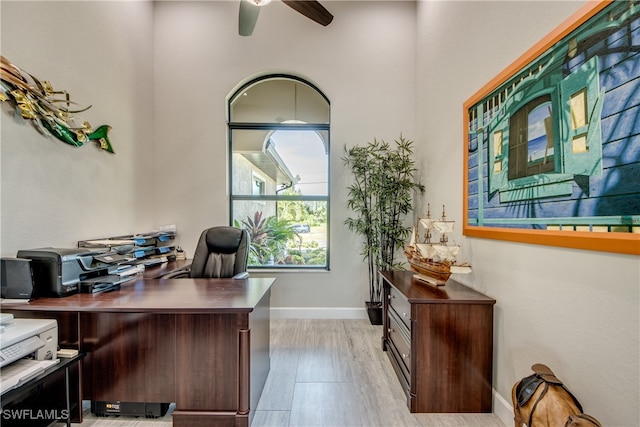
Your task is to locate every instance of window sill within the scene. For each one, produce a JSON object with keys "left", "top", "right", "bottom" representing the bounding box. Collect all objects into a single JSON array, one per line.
[
  {"left": 248, "top": 268, "right": 330, "bottom": 274},
  {"left": 500, "top": 173, "right": 573, "bottom": 202}
]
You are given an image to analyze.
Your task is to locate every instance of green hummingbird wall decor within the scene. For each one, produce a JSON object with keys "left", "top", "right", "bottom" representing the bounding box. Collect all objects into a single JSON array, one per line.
[{"left": 0, "top": 55, "right": 114, "bottom": 153}]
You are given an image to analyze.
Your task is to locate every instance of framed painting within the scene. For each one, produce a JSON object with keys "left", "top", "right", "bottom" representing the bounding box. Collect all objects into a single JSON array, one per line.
[{"left": 463, "top": 0, "right": 640, "bottom": 255}]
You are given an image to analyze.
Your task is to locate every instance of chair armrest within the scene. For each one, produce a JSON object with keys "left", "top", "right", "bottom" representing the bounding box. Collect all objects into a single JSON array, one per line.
[
  {"left": 160, "top": 265, "right": 192, "bottom": 279},
  {"left": 232, "top": 271, "right": 249, "bottom": 279}
]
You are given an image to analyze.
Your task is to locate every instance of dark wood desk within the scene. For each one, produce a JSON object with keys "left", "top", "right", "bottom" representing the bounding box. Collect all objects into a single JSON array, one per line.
[{"left": 2, "top": 265, "right": 274, "bottom": 427}]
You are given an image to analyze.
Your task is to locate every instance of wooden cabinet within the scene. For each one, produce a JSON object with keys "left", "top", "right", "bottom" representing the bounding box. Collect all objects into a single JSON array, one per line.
[{"left": 381, "top": 270, "right": 495, "bottom": 413}]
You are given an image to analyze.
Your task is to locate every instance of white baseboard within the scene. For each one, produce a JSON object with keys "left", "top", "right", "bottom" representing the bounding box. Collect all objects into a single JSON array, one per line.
[
  {"left": 493, "top": 388, "right": 513, "bottom": 426},
  {"left": 270, "top": 307, "right": 367, "bottom": 320}
]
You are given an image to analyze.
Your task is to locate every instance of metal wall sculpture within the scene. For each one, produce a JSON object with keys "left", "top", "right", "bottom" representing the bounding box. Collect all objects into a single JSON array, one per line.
[{"left": 0, "top": 56, "right": 114, "bottom": 153}]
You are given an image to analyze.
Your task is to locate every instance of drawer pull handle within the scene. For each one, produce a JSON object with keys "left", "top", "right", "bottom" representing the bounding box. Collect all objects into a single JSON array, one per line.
[
  {"left": 402, "top": 353, "right": 409, "bottom": 359},
  {"left": 388, "top": 328, "right": 394, "bottom": 333},
  {"left": 402, "top": 313, "right": 408, "bottom": 318},
  {"left": 389, "top": 294, "right": 395, "bottom": 299}
]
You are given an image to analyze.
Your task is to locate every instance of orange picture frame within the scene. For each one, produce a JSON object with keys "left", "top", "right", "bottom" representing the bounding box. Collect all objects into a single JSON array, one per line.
[{"left": 462, "top": 0, "right": 639, "bottom": 255}]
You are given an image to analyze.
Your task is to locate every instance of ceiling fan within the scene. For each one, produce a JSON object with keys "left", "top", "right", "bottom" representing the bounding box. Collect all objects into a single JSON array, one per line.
[{"left": 239, "top": 0, "right": 334, "bottom": 36}]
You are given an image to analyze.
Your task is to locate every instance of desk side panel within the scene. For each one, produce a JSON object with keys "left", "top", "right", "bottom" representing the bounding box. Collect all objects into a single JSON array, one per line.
[
  {"left": 249, "top": 289, "right": 270, "bottom": 420},
  {"left": 81, "top": 313, "right": 176, "bottom": 402},
  {"left": 175, "top": 314, "right": 238, "bottom": 411}
]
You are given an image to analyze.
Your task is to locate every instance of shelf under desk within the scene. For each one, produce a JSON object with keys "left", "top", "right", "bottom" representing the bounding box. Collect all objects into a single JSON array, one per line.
[{"left": 1, "top": 353, "right": 85, "bottom": 427}]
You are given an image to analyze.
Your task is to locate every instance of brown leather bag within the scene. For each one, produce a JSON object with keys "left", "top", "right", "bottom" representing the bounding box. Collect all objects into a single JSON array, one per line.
[{"left": 511, "top": 364, "right": 602, "bottom": 427}]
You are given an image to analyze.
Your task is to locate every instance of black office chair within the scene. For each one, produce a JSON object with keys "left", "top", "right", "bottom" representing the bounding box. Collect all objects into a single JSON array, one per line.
[{"left": 162, "top": 226, "right": 250, "bottom": 279}]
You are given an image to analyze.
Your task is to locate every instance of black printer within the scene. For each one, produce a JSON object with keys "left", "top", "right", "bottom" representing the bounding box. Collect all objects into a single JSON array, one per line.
[{"left": 16, "top": 248, "right": 112, "bottom": 297}]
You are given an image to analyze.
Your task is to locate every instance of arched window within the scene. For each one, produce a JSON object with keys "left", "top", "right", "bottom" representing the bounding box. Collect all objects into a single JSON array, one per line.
[{"left": 228, "top": 74, "right": 330, "bottom": 269}]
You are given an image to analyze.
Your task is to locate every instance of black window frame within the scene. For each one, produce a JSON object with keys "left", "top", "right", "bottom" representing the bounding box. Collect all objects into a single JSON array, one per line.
[{"left": 228, "top": 74, "right": 331, "bottom": 271}]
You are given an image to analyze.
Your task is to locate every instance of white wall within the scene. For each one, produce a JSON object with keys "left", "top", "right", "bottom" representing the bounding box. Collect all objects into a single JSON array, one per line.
[
  {"left": 152, "top": 1, "right": 418, "bottom": 309},
  {"left": 0, "top": 1, "right": 155, "bottom": 254},
  {"left": 416, "top": 1, "right": 639, "bottom": 426},
  {"left": 1, "top": 1, "right": 638, "bottom": 425}
]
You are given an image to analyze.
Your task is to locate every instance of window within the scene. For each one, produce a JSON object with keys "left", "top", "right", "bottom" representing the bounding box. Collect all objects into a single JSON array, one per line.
[
  {"left": 508, "top": 95, "right": 555, "bottom": 180},
  {"left": 228, "top": 75, "right": 330, "bottom": 269},
  {"left": 559, "top": 55, "right": 603, "bottom": 176},
  {"left": 493, "top": 130, "right": 503, "bottom": 173},
  {"left": 483, "top": 56, "right": 603, "bottom": 202},
  {"left": 252, "top": 174, "right": 266, "bottom": 196},
  {"left": 570, "top": 89, "right": 588, "bottom": 129}
]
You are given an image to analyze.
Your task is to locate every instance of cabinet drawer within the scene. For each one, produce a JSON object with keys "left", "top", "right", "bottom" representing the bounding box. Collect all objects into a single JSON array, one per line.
[
  {"left": 389, "top": 285, "right": 411, "bottom": 330},
  {"left": 387, "top": 337, "right": 410, "bottom": 400},
  {"left": 388, "top": 310, "right": 411, "bottom": 377}
]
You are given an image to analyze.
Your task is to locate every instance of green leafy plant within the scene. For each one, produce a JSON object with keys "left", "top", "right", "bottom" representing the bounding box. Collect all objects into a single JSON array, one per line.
[
  {"left": 343, "top": 135, "right": 425, "bottom": 308},
  {"left": 235, "top": 211, "right": 298, "bottom": 265}
]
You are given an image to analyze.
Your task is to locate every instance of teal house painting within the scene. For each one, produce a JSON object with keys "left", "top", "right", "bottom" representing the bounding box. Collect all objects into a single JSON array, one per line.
[{"left": 465, "top": 1, "right": 640, "bottom": 247}]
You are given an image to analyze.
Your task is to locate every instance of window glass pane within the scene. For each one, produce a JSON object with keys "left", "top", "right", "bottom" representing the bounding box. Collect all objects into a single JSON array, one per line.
[
  {"left": 252, "top": 174, "right": 266, "bottom": 196},
  {"left": 230, "top": 79, "right": 329, "bottom": 124},
  {"left": 572, "top": 134, "right": 588, "bottom": 153},
  {"left": 231, "top": 129, "right": 283, "bottom": 196},
  {"left": 493, "top": 130, "right": 503, "bottom": 157},
  {"left": 269, "top": 129, "right": 328, "bottom": 196},
  {"left": 494, "top": 160, "right": 503, "bottom": 173},
  {"left": 232, "top": 200, "right": 328, "bottom": 268},
  {"left": 527, "top": 102, "right": 554, "bottom": 167},
  {"left": 570, "top": 89, "right": 588, "bottom": 129},
  {"left": 231, "top": 129, "right": 328, "bottom": 196}
]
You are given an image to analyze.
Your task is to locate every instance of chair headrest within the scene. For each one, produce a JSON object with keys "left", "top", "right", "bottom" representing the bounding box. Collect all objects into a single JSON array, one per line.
[{"left": 205, "top": 227, "right": 243, "bottom": 254}]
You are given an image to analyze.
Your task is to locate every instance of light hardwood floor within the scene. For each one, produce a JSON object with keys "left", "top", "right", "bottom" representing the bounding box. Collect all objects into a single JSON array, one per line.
[{"left": 78, "top": 319, "right": 505, "bottom": 427}]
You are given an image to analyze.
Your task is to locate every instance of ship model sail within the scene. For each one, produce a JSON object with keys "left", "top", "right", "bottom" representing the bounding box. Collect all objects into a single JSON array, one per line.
[{"left": 404, "top": 204, "right": 471, "bottom": 286}]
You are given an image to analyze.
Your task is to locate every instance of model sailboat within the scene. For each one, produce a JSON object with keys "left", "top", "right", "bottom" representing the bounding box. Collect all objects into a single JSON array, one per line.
[{"left": 404, "top": 204, "right": 471, "bottom": 286}]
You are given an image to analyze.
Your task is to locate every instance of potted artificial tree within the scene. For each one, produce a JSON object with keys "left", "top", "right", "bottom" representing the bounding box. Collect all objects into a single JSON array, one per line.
[{"left": 343, "top": 135, "right": 424, "bottom": 325}]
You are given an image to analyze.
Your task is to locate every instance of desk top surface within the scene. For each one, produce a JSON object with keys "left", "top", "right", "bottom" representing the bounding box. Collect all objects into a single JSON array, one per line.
[
  {"left": 381, "top": 270, "right": 495, "bottom": 304},
  {"left": 1, "top": 277, "right": 275, "bottom": 314}
]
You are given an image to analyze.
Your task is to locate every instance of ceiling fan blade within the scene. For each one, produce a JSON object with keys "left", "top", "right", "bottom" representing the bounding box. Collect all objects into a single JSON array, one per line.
[
  {"left": 239, "top": 0, "right": 261, "bottom": 36},
  {"left": 282, "top": 1, "right": 333, "bottom": 27}
]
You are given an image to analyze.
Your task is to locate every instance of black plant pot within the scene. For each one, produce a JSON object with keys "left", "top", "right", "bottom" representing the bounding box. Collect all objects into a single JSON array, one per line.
[{"left": 366, "top": 302, "right": 383, "bottom": 325}]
